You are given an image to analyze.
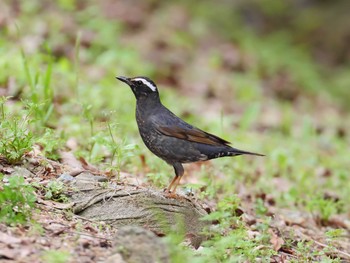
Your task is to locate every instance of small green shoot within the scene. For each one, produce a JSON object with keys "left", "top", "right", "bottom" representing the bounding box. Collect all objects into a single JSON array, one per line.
[
  {"left": 36, "top": 128, "right": 63, "bottom": 160},
  {"left": 255, "top": 198, "right": 268, "bottom": 216},
  {"left": 44, "top": 181, "right": 69, "bottom": 203},
  {"left": 307, "top": 196, "right": 342, "bottom": 224},
  {"left": 0, "top": 97, "right": 34, "bottom": 164},
  {"left": 325, "top": 229, "right": 345, "bottom": 240},
  {"left": 20, "top": 48, "right": 55, "bottom": 128},
  {"left": 0, "top": 175, "right": 36, "bottom": 224}
]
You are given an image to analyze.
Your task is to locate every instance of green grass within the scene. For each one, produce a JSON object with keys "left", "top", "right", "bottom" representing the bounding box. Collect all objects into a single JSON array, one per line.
[
  {"left": 0, "top": 175, "right": 36, "bottom": 224},
  {"left": 0, "top": 0, "right": 349, "bottom": 261},
  {"left": 0, "top": 97, "right": 34, "bottom": 164},
  {"left": 41, "top": 250, "right": 71, "bottom": 263}
]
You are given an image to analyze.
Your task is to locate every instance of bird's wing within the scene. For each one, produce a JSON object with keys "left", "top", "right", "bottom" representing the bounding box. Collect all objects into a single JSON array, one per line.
[{"left": 156, "top": 125, "right": 231, "bottom": 146}]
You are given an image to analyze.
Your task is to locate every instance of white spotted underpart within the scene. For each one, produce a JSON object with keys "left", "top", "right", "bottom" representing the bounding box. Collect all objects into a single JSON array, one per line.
[{"left": 133, "top": 78, "right": 157, "bottom": 92}]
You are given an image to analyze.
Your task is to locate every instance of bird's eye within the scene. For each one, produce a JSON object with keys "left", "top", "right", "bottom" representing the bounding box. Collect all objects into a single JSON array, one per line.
[{"left": 137, "top": 81, "right": 142, "bottom": 85}]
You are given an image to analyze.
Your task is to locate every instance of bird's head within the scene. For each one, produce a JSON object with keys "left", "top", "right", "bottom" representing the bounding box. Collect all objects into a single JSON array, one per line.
[{"left": 116, "top": 76, "right": 159, "bottom": 100}]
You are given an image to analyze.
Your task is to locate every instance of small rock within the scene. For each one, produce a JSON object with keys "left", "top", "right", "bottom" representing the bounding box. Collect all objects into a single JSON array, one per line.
[
  {"left": 12, "top": 167, "right": 34, "bottom": 178},
  {"left": 95, "top": 176, "right": 108, "bottom": 182},
  {"left": 105, "top": 253, "right": 126, "bottom": 263},
  {"left": 113, "top": 226, "right": 170, "bottom": 263},
  {"left": 58, "top": 173, "right": 75, "bottom": 182}
]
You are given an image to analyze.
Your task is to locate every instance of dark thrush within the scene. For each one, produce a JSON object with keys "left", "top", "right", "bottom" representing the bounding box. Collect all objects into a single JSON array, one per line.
[{"left": 116, "top": 76, "right": 263, "bottom": 194}]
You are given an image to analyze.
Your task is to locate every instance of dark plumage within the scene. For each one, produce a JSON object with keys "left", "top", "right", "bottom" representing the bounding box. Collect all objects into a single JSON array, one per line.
[{"left": 116, "top": 76, "right": 263, "bottom": 194}]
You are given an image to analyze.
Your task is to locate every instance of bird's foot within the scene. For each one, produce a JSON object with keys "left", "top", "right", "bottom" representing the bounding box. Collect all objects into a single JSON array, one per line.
[
  {"left": 163, "top": 190, "right": 187, "bottom": 200},
  {"left": 163, "top": 189, "right": 178, "bottom": 199},
  {"left": 164, "top": 191, "right": 178, "bottom": 199}
]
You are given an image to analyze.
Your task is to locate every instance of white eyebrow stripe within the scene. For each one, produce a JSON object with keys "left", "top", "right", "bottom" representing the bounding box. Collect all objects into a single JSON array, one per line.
[{"left": 133, "top": 78, "right": 157, "bottom": 91}]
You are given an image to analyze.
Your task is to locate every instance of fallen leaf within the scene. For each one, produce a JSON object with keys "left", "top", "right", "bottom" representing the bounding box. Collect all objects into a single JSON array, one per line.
[
  {"left": 79, "top": 156, "right": 100, "bottom": 174},
  {"left": 269, "top": 229, "right": 284, "bottom": 251}
]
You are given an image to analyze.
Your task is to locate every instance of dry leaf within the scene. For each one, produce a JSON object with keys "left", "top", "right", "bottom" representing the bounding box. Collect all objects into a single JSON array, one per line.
[
  {"left": 269, "top": 229, "right": 284, "bottom": 251},
  {"left": 79, "top": 156, "right": 100, "bottom": 174}
]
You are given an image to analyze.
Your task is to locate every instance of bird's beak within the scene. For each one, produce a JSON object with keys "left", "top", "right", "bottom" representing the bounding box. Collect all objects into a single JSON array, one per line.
[{"left": 116, "top": 76, "right": 132, "bottom": 85}]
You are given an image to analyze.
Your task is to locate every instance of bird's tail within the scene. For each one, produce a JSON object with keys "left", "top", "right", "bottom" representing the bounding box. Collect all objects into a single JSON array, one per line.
[
  {"left": 227, "top": 147, "right": 265, "bottom": 157},
  {"left": 206, "top": 147, "right": 264, "bottom": 160}
]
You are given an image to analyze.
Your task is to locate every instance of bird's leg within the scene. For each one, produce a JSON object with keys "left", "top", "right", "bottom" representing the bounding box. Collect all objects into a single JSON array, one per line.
[
  {"left": 171, "top": 175, "right": 182, "bottom": 193},
  {"left": 165, "top": 163, "right": 184, "bottom": 197},
  {"left": 165, "top": 175, "right": 178, "bottom": 193}
]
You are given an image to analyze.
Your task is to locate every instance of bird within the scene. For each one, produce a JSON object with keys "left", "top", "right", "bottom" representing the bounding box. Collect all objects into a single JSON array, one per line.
[{"left": 116, "top": 76, "right": 263, "bottom": 195}]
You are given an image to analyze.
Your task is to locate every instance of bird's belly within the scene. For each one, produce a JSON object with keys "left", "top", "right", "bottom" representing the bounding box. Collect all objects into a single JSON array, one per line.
[{"left": 138, "top": 127, "right": 207, "bottom": 164}]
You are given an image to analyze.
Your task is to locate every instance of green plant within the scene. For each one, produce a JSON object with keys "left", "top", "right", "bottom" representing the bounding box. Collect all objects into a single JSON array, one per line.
[
  {"left": 325, "top": 229, "right": 345, "bottom": 240},
  {"left": 293, "top": 239, "right": 341, "bottom": 262},
  {"left": 36, "top": 128, "right": 63, "bottom": 160},
  {"left": 41, "top": 250, "right": 71, "bottom": 263},
  {"left": 105, "top": 122, "right": 137, "bottom": 176},
  {"left": 77, "top": 118, "right": 137, "bottom": 176},
  {"left": 306, "top": 196, "right": 342, "bottom": 224},
  {"left": 146, "top": 172, "right": 168, "bottom": 188},
  {"left": 255, "top": 198, "right": 268, "bottom": 216},
  {"left": 292, "top": 240, "right": 314, "bottom": 262},
  {"left": 201, "top": 195, "right": 242, "bottom": 227},
  {"left": 0, "top": 97, "right": 34, "bottom": 164},
  {"left": 21, "top": 47, "right": 55, "bottom": 128},
  {"left": 200, "top": 196, "right": 275, "bottom": 261},
  {"left": 0, "top": 175, "right": 36, "bottom": 224},
  {"left": 200, "top": 227, "right": 276, "bottom": 262},
  {"left": 44, "top": 180, "right": 69, "bottom": 202},
  {"left": 81, "top": 103, "right": 96, "bottom": 161}
]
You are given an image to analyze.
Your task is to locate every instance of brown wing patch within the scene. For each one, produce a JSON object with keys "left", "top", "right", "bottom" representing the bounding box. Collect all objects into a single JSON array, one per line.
[{"left": 157, "top": 126, "right": 231, "bottom": 146}]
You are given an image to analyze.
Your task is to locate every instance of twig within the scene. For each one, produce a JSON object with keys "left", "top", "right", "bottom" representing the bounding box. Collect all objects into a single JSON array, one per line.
[
  {"left": 67, "top": 230, "right": 113, "bottom": 241},
  {"left": 73, "top": 214, "right": 99, "bottom": 223},
  {"left": 313, "top": 239, "right": 350, "bottom": 259},
  {"left": 299, "top": 232, "right": 350, "bottom": 259}
]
